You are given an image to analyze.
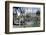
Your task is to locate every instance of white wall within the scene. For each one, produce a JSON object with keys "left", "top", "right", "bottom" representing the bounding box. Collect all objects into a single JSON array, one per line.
[{"left": 0, "top": 0, "right": 46, "bottom": 35}]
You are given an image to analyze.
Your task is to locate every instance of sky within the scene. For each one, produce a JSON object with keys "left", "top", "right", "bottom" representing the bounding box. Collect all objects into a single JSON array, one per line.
[{"left": 13, "top": 7, "right": 40, "bottom": 13}]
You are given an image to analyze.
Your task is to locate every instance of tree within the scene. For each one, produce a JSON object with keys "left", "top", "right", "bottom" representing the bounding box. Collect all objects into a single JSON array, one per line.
[{"left": 36, "top": 10, "right": 40, "bottom": 16}]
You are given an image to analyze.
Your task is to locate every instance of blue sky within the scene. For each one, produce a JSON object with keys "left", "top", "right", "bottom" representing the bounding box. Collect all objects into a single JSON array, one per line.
[{"left": 13, "top": 7, "right": 40, "bottom": 13}]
